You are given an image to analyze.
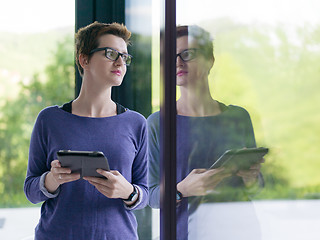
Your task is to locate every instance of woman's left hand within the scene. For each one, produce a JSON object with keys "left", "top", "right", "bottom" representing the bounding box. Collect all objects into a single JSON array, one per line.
[
  {"left": 83, "top": 169, "right": 134, "bottom": 199},
  {"left": 236, "top": 158, "right": 265, "bottom": 187}
]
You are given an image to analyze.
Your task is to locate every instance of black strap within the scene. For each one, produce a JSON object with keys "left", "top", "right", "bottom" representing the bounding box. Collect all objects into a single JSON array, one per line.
[
  {"left": 116, "top": 102, "right": 127, "bottom": 114},
  {"left": 59, "top": 100, "right": 126, "bottom": 115},
  {"left": 60, "top": 100, "right": 73, "bottom": 113}
]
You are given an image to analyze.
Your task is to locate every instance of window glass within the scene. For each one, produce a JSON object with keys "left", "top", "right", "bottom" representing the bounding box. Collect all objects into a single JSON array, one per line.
[
  {"left": 0, "top": 1, "right": 74, "bottom": 239},
  {"left": 171, "top": 0, "right": 320, "bottom": 239},
  {"left": 125, "top": 1, "right": 153, "bottom": 239}
]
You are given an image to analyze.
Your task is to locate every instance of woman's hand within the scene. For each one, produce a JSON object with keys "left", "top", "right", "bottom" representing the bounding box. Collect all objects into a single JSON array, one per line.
[
  {"left": 177, "top": 168, "right": 232, "bottom": 197},
  {"left": 237, "top": 158, "right": 265, "bottom": 187},
  {"left": 84, "top": 169, "right": 135, "bottom": 200},
  {"left": 45, "top": 160, "right": 81, "bottom": 193}
]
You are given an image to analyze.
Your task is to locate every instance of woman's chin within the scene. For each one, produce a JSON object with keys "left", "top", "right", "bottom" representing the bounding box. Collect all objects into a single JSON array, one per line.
[{"left": 176, "top": 78, "right": 187, "bottom": 86}]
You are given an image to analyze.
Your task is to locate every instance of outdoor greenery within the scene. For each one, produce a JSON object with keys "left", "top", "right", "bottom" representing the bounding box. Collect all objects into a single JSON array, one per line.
[
  {"left": 204, "top": 19, "right": 320, "bottom": 199},
  {"left": 0, "top": 19, "right": 319, "bottom": 207},
  {"left": 0, "top": 35, "right": 74, "bottom": 207}
]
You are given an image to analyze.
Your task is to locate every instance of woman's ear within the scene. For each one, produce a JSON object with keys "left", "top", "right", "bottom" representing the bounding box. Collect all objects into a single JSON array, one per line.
[
  {"left": 79, "top": 54, "right": 89, "bottom": 70},
  {"left": 207, "top": 55, "right": 215, "bottom": 72}
]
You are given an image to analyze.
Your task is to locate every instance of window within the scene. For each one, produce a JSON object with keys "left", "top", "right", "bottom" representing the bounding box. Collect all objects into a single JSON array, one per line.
[
  {"left": 0, "top": 1, "right": 75, "bottom": 239},
  {"left": 168, "top": 0, "right": 320, "bottom": 239}
]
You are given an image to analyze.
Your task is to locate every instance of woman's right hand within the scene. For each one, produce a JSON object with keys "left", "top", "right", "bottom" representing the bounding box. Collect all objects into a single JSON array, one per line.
[
  {"left": 45, "top": 160, "right": 81, "bottom": 193},
  {"left": 177, "top": 168, "right": 231, "bottom": 197}
]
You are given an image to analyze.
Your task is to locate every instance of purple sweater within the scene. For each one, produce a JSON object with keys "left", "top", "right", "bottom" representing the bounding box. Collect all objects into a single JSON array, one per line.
[
  {"left": 24, "top": 106, "right": 148, "bottom": 240},
  {"left": 147, "top": 103, "right": 257, "bottom": 239}
]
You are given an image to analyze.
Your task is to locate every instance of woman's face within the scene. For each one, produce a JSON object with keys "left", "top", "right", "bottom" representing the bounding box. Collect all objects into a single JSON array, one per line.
[
  {"left": 87, "top": 34, "right": 128, "bottom": 87},
  {"left": 176, "top": 36, "right": 212, "bottom": 87}
]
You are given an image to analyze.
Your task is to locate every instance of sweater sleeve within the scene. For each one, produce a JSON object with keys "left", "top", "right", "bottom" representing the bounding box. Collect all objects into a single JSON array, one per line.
[
  {"left": 242, "top": 108, "right": 257, "bottom": 148},
  {"left": 24, "top": 111, "right": 55, "bottom": 204},
  {"left": 147, "top": 112, "right": 161, "bottom": 208},
  {"left": 239, "top": 107, "right": 265, "bottom": 195},
  {"left": 129, "top": 119, "right": 149, "bottom": 210}
]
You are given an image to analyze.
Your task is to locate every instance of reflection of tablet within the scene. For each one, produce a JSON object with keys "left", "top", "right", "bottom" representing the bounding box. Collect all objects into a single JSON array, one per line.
[
  {"left": 210, "top": 147, "right": 268, "bottom": 171},
  {"left": 57, "top": 150, "right": 110, "bottom": 178}
]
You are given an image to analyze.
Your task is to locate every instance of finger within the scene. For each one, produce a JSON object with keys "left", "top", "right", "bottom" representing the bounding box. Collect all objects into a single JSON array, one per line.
[
  {"left": 250, "top": 168, "right": 260, "bottom": 175},
  {"left": 52, "top": 166, "right": 72, "bottom": 174},
  {"left": 221, "top": 172, "right": 232, "bottom": 178},
  {"left": 86, "top": 179, "right": 105, "bottom": 188},
  {"left": 94, "top": 185, "right": 109, "bottom": 195},
  {"left": 237, "top": 169, "right": 249, "bottom": 175},
  {"left": 87, "top": 180, "right": 113, "bottom": 196},
  {"left": 51, "top": 160, "right": 61, "bottom": 168},
  {"left": 83, "top": 176, "right": 107, "bottom": 185},
  {"left": 236, "top": 171, "right": 247, "bottom": 178},
  {"left": 97, "top": 169, "right": 114, "bottom": 179},
  {"left": 57, "top": 173, "right": 80, "bottom": 183},
  {"left": 192, "top": 168, "right": 207, "bottom": 174},
  {"left": 50, "top": 160, "right": 71, "bottom": 174},
  {"left": 94, "top": 184, "right": 114, "bottom": 197},
  {"left": 208, "top": 167, "right": 225, "bottom": 173},
  {"left": 206, "top": 174, "right": 229, "bottom": 189},
  {"left": 237, "top": 169, "right": 259, "bottom": 177},
  {"left": 85, "top": 177, "right": 112, "bottom": 189},
  {"left": 209, "top": 171, "right": 232, "bottom": 181},
  {"left": 249, "top": 164, "right": 260, "bottom": 170},
  {"left": 64, "top": 173, "right": 81, "bottom": 182},
  {"left": 109, "top": 170, "right": 120, "bottom": 175},
  {"left": 206, "top": 167, "right": 228, "bottom": 177}
]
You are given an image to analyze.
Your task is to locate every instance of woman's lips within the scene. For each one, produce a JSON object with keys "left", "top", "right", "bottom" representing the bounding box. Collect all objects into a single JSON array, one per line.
[
  {"left": 111, "top": 70, "right": 121, "bottom": 76},
  {"left": 177, "top": 70, "right": 188, "bottom": 77}
]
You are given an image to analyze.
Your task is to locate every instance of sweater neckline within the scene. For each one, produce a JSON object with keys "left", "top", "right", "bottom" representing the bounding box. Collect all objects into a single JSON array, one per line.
[
  {"left": 176, "top": 101, "right": 229, "bottom": 119},
  {"left": 55, "top": 105, "right": 130, "bottom": 120}
]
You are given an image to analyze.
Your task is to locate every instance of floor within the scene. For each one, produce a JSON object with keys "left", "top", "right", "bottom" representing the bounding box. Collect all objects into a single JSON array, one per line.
[{"left": 1, "top": 200, "right": 320, "bottom": 240}]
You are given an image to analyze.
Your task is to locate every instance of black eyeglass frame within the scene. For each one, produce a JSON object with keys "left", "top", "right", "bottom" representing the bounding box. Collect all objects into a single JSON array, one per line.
[
  {"left": 89, "top": 47, "right": 133, "bottom": 66},
  {"left": 176, "top": 48, "right": 198, "bottom": 62}
]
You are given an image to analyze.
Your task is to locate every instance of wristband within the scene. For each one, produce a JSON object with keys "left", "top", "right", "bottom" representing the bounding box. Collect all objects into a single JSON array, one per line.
[
  {"left": 124, "top": 186, "right": 138, "bottom": 202},
  {"left": 176, "top": 191, "right": 183, "bottom": 201}
]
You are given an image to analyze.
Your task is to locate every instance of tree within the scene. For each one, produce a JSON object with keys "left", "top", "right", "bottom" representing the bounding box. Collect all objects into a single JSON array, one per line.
[{"left": 0, "top": 36, "right": 74, "bottom": 207}]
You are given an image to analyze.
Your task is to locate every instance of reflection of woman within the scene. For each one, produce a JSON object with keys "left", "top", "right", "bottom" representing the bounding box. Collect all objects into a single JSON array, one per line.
[
  {"left": 148, "top": 25, "right": 263, "bottom": 239},
  {"left": 24, "top": 22, "right": 148, "bottom": 240}
]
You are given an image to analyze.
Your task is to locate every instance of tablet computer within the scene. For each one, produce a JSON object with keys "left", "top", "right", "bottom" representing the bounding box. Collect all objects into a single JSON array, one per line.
[
  {"left": 210, "top": 147, "right": 268, "bottom": 171},
  {"left": 57, "top": 150, "right": 110, "bottom": 178}
]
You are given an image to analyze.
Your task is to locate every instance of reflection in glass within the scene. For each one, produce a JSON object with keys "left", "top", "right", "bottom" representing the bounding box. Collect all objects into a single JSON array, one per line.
[
  {"left": 148, "top": 0, "right": 320, "bottom": 239},
  {"left": 148, "top": 25, "right": 265, "bottom": 239}
]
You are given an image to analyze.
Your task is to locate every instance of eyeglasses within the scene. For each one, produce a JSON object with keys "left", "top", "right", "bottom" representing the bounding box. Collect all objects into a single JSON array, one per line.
[
  {"left": 176, "top": 48, "right": 198, "bottom": 62},
  {"left": 89, "top": 47, "right": 133, "bottom": 66}
]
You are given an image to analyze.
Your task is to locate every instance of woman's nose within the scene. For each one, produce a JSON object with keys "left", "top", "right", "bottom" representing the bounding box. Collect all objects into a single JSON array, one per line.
[
  {"left": 176, "top": 55, "right": 185, "bottom": 67},
  {"left": 114, "top": 56, "right": 125, "bottom": 66}
]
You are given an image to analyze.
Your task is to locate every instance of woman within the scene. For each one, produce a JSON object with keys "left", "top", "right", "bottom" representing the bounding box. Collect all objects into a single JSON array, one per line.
[
  {"left": 24, "top": 22, "right": 148, "bottom": 240},
  {"left": 148, "top": 25, "right": 263, "bottom": 239}
]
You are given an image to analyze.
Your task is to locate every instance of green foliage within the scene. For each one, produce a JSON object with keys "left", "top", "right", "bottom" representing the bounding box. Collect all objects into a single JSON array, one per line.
[
  {"left": 205, "top": 19, "right": 320, "bottom": 197},
  {"left": 0, "top": 36, "right": 74, "bottom": 207},
  {"left": 0, "top": 29, "right": 73, "bottom": 76},
  {"left": 1, "top": 19, "right": 320, "bottom": 206},
  {"left": 129, "top": 34, "right": 152, "bottom": 117}
]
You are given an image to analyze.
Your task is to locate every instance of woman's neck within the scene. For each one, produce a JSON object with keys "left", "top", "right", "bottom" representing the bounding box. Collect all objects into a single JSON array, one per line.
[
  {"left": 177, "top": 85, "right": 221, "bottom": 117},
  {"left": 72, "top": 78, "right": 116, "bottom": 118}
]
